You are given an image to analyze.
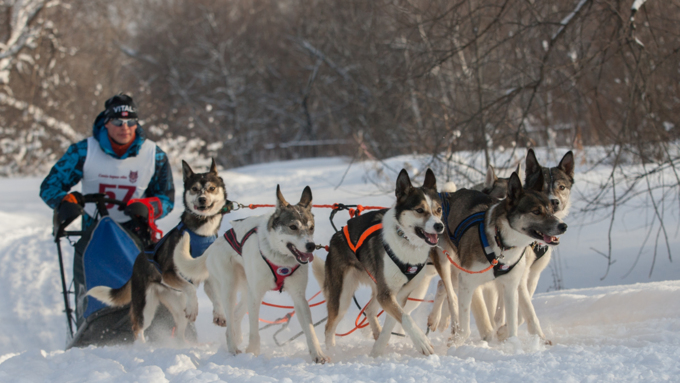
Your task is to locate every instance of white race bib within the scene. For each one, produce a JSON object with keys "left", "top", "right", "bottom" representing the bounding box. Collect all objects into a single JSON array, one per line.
[{"left": 82, "top": 136, "right": 156, "bottom": 222}]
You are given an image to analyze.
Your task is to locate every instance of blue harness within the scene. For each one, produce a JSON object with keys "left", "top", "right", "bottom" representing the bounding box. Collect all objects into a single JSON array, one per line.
[
  {"left": 439, "top": 193, "right": 525, "bottom": 278},
  {"left": 145, "top": 222, "right": 217, "bottom": 273}
]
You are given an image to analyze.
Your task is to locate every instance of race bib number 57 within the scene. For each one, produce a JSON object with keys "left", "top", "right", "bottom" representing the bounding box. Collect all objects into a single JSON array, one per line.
[{"left": 99, "top": 184, "right": 136, "bottom": 209}]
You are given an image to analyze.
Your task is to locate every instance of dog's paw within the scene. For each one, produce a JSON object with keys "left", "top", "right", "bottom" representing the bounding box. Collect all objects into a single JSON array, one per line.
[
  {"left": 245, "top": 344, "right": 261, "bottom": 356},
  {"left": 312, "top": 353, "right": 330, "bottom": 364},
  {"left": 407, "top": 328, "right": 434, "bottom": 356},
  {"left": 213, "top": 312, "right": 226, "bottom": 327},
  {"left": 544, "top": 339, "right": 553, "bottom": 346},
  {"left": 496, "top": 324, "right": 509, "bottom": 342},
  {"left": 427, "top": 312, "right": 441, "bottom": 332}
]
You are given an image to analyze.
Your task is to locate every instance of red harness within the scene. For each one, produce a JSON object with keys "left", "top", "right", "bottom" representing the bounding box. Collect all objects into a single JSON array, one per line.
[{"left": 224, "top": 227, "right": 299, "bottom": 292}]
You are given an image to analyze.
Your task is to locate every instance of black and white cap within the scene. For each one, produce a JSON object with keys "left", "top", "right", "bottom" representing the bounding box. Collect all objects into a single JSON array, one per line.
[{"left": 104, "top": 93, "right": 138, "bottom": 119}]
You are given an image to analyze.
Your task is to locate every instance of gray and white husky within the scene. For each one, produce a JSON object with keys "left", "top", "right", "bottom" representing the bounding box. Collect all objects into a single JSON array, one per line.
[
  {"left": 173, "top": 185, "right": 329, "bottom": 363},
  {"left": 312, "top": 169, "right": 444, "bottom": 356},
  {"left": 88, "top": 160, "right": 227, "bottom": 342}
]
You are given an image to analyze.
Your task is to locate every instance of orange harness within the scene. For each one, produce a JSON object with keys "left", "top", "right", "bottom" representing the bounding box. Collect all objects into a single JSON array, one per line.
[{"left": 343, "top": 223, "right": 382, "bottom": 284}]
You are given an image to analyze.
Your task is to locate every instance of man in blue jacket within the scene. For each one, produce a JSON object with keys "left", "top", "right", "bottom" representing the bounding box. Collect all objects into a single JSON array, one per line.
[{"left": 40, "top": 93, "right": 174, "bottom": 244}]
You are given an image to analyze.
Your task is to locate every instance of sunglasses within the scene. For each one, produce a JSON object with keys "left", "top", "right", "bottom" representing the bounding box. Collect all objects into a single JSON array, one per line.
[{"left": 109, "top": 119, "right": 138, "bottom": 127}]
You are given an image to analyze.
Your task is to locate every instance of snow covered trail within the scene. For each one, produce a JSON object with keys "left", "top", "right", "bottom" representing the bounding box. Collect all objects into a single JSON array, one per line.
[{"left": 0, "top": 154, "right": 679, "bottom": 381}]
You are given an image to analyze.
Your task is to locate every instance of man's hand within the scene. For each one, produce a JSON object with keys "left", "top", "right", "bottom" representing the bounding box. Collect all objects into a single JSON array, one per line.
[{"left": 124, "top": 202, "right": 149, "bottom": 220}]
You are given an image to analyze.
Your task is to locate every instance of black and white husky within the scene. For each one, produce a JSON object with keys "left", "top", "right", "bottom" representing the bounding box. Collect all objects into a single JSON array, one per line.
[
  {"left": 173, "top": 185, "right": 329, "bottom": 363},
  {"left": 312, "top": 169, "right": 444, "bottom": 356},
  {"left": 88, "top": 160, "right": 227, "bottom": 342}
]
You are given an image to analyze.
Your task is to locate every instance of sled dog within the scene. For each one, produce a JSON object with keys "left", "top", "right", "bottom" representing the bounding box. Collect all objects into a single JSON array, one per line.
[
  {"left": 173, "top": 185, "right": 329, "bottom": 363},
  {"left": 88, "top": 160, "right": 227, "bottom": 342},
  {"left": 434, "top": 171, "right": 567, "bottom": 345},
  {"left": 312, "top": 169, "right": 444, "bottom": 356}
]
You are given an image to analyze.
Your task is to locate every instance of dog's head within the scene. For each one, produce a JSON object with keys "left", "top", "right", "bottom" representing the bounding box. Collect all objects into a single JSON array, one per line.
[
  {"left": 505, "top": 171, "right": 567, "bottom": 246},
  {"left": 182, "top": 159, "right": 227, "bottom": 217},
  {"left": 480, "top": 163, "right": 522, "bottom": 200},
  {"left": 268, "top": 185, "right": 315, "bottom": 264},
  {"left": 394, "top": 168, "right": 445, "bottom": 247},
  {"left": 525, "top": 149, "right": 574, "bottom": 219}
]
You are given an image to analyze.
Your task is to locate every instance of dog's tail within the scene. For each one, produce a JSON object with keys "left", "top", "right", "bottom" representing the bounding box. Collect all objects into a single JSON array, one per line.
[
  {"left": 87, "top": 280, "right": 131, "bottom": 307},
  {"left": 441, "top": 181, "right": 457, "bottom": 193},
  {"left": 173, "top": 231, "right": 209, "bottom": 282},
  {"left": 311, "top": 256, "right": 326, "bottom": 295}
]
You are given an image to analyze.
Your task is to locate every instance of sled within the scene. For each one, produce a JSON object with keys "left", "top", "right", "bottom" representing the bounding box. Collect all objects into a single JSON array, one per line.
[{"left": 53, "top": 193, "right": 193, "bottom": 349}]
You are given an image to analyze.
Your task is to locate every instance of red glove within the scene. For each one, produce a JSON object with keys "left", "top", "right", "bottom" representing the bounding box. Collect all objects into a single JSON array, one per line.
[{"left": 125, "top": 197, "right": 163, "bottom": 243}]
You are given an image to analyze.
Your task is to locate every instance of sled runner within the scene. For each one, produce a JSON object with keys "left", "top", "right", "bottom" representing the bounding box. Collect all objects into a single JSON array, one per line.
[{"left": 53, "top": 193, "right": 194, "bottom": 349}]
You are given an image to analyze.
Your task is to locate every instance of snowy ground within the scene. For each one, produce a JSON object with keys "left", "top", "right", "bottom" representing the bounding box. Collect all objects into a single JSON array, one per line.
[{"left": 0, "top": 151, "right": 679, "bottom": 382}]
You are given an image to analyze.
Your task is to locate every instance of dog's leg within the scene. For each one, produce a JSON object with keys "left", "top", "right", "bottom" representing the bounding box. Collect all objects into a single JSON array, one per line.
[
  {"left": 498, "top": 277, "right": 520, "bottom": 342},
  {"left": 203, "top": 277, "right": 226, "bottom": 327},
  {"left": 234, "top": 288, "right": 247, "bottom": 346},
  {"left": 428, "top": 280, "right": 447, "bottom": 332},
  {"left": 287, "top": 272, "right": 329, "bottom": 364},
  {"left": 215, "top": 272, "right": 241, "bottom": 354},
  {"left": 528, "top": 250, "right": 551, "bottom": 297},
  {"left": 482, "top": 285, "right": 498, "bottom": 329},
  {"left": 375, "top": 286, "right": 433, "bottom": 356},
  {"left": 324, "top": 270, "right": 359, "bottom": 349},
  {"left": 363, "top": 290, "right": 383, "bottom": 340},
  {"left": 518, "top": 277, "right": 550, "bottom": 344},
  {"left": 494, "top": 286, "right": 505, "bottom": 330},
  {"left": 452, "top": 273, "right": 476, "bottom": 346},
  {"left": 162, "top": 271, "right": 199, "bottom": 322},
  {"left": 471, "top": 285, "right": 494, "bottom": 341},
  {"left": 135, "top": 287, "right": 161, "bottom": 343},
  {"left": 371, "top": 278, "right": 423, "bottom": 357},
  {"left": 432, "top": 249, "right": 460, "bottom": 336},
  {"left": 158, "top": 286, "right": 189, "bottom": 343},
  {"left": 245, "top": 283, "right": 268, "bottom": 356}
]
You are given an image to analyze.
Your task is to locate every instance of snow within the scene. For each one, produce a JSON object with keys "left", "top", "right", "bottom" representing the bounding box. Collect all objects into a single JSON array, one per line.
[{"left": 0, "top": 151, "right": 679, "bottom": 382}]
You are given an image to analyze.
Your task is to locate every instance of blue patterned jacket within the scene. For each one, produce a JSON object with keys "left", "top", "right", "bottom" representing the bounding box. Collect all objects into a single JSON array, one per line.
[{"left": 40, "top": 111, "right": 175, "bottom": 227}]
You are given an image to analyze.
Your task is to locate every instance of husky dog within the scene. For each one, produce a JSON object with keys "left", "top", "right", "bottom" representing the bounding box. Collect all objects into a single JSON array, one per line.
[
  {"left": 312, "top": 169, "right": 444, "bottom": 356},
  {"left": 173, "top": 185, "right": 328, "bottom": 363},
  {"left": 434, "top": 172, "right": 567, "bottom": 346},
  {"left": 427, "top": 162, "right": 522, "bottom": 332},
  {"left": 88, "top": 160, "right": 227, "bottom": 342}
]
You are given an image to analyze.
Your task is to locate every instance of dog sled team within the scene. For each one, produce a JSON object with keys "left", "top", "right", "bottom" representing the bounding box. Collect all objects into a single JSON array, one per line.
[{"left": 84, "top": 148, "right": 574, "bottom": 363}]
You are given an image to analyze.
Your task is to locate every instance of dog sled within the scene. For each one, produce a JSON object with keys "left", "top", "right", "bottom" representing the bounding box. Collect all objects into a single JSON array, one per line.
[{"left": 53, "top": 193, "right": 192, "bottom": 349}]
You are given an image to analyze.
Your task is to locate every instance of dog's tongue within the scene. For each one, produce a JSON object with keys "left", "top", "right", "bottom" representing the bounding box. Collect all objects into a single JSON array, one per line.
[
  {"left": 298, "top": 252, "right": 314, "bottom": 263},
  {"left": 543, "top": 234, "right": 559, "bottom": 244},
  {"left": 425, "top": 232, "right": 438, "bottom": 244}
]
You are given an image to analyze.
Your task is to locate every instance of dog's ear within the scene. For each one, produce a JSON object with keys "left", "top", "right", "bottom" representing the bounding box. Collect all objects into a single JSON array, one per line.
[
  {"left": 298, "top": 186, "right": 313, "bottom": 209},
  {"left": 209, "top": 158, "right": 218, "bottom": 175},
  {"left": 528, "top": 168, "right": 544, "bottom": 192},
  {"left": 395, "top": 169, "right": 413, "bottom": 201},
  {"left": 182, "top": 160, "right": 194, "bottom": 182},
  {"left": 515, "top": 162, "right": 524, "bottom": 183},
  {"left": 506, "top": 172, "right": 523, "bottom": 204},
  {"left": 558, "top": 151, "right": 575, "bottom": 180},
  {"left": 484, "top": 165, "right": 497, "bottom": 189},
  {"left": 525, "top": 149, "right": 541, "bottom": 183},
  {"left": 423, "top": 168, "right": 437, "bottom": 191},
  {"left": 276, "top": 185, "right": 289, "bottom": 208}
]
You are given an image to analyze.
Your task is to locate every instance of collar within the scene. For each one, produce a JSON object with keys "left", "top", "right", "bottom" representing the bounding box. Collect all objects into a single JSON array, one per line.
[{"left": 494, "top": 225, "right": 516, "bottom": 257}]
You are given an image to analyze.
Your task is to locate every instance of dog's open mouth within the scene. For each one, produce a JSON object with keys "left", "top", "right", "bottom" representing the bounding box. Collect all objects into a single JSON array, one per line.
[
  {"left": 194, "top": 202, "right": 215, "bottom": 212},
  {"left": 287, "top": 243, "right": 314, "bottom": 264},
  {"left": 415, "top": 227, "right": 438, "bottom": 246},
  {"left": 533, "top": 230, "right": 560, "bottom": 245}
]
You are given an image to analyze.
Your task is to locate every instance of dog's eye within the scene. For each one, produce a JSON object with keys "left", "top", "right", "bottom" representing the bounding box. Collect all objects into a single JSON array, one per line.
[
  {"left": 191, "top": 187, "right": 199, "bottom": 192},
  {"left": 309, "top": 225, "right": 315, "bottom": 231},
  {"left": 559, "top": 185, "right": 566, "bottom": 191},
  {"left": 416, "top": 208, "right": 425, "bottom": 214},
  {"left": 436, "top": 207, "right": 442, "bottom": 214},
  {"left": 289, "top": 225, "right": 298, "bottom": 230},
  {"left": 208, "top": 186, "right": 216, "bottom": 192},
  {"left": 533, "top": 209, "right": 541, "bottom": 215}
]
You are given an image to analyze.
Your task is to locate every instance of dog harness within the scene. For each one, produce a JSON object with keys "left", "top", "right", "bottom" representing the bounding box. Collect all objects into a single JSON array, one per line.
[
  {"left": 145, "top": 222, "right": 218, "bottom": 275},
  {"left": 224, "top": 227, "right": 300, "bottom": 293},
  {"left": 531, "top": 242, "right": 549, "bottom": 260},
  {"left": 343, "top": 223, "right": 425, "bottom": 282},
  {"left": 446, "top": 210, "right": 525, "bottom": 278}
]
